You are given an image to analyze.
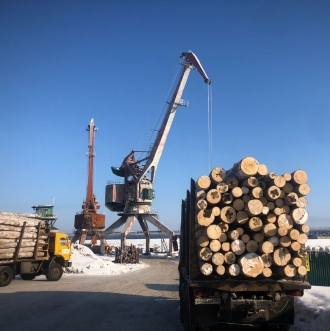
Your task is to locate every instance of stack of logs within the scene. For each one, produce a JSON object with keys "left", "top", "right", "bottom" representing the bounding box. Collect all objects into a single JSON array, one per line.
[
  {"left": 0, "top": 212, "right": 48, "bottom": 261},
  {"left": 115, "top": 244, "right": 140, "bottom": 264},
  {"left": 195, "top": 157, "right": 310, "bottom": 279}
]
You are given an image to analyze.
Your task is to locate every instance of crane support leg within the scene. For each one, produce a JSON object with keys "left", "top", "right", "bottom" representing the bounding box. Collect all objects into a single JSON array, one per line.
[
  {"left": 120, "top": 216, "right": 136, "bottom": 249},
  {"left": 100, "top": 216, "right": 128, "bottom": 253},
  {"left": 138, "top": 216, "right": 150, "bottom": 254},
  {"left": 144, "top": 215, "right": 174, "bottom": 255}
]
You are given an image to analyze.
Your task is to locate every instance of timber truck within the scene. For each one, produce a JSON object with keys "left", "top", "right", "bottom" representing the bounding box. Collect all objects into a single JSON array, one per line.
[
  {"left": 179, "top": 179, "right": 311, "bottom": 331},
  {"left": 0, "top": 205, "right": 72, "bottom": 287}
]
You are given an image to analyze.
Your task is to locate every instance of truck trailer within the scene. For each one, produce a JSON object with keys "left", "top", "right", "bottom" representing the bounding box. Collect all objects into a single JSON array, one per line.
[
  {"left": 0, "top": 205, "right": 72, "bottom": 287},
  {"left": 179, "top": 179, "right": 311, "bottom": 331}
]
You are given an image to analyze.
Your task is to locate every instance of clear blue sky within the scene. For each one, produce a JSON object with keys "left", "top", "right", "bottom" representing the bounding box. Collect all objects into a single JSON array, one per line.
[{"left": 1, "top": 1, "right": 329, "bottom": 233}]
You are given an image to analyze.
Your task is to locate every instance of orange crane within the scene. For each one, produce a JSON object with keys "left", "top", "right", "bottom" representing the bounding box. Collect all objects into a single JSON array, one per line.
[{"left": 72, "top": 118, "right": 105, "bottom": 245}]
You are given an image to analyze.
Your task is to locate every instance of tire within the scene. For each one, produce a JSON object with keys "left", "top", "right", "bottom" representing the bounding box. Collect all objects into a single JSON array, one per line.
[
  {"left": 0, "top": 266, "right": 14, "bottom": 287},
  {"left": 20, "top": 273, "right": 36, "bottom": 281},
  {"left": 46, "top": 263, "right": 63, "bottom": 281}
]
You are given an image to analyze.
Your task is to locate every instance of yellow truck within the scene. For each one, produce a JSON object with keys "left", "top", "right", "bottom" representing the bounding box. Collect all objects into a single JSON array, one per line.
[{"left": 0, "top": 205, "right": 72, "bottom": 287}]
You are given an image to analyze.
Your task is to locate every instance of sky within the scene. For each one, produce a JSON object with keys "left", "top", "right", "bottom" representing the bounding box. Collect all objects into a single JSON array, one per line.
[{"left": 0, "top": 1, "right": 329, "bottom": 233}]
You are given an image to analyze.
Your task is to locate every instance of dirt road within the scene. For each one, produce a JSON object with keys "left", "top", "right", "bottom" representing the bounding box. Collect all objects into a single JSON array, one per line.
[{"left": 0, "top": 258, "right": 260, "bottom": 331}]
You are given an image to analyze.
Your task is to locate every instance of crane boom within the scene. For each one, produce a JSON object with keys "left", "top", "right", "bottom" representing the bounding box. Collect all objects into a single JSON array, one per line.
[{"left": 137, "top": 51, "right": 211, "bottom": 182}]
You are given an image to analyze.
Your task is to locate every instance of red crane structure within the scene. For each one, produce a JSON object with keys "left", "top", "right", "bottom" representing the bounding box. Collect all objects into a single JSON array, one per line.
[{"left": 72, "top": 118, "right": 105, "bottom": 245}]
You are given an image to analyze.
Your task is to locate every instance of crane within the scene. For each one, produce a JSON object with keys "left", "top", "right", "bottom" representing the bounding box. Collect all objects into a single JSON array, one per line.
[
  {"left": 101, "top": 51, "right": 211, "bottom": 255},
  {"left": 72, "top": 118, "right": 106, "bottom": 245}
]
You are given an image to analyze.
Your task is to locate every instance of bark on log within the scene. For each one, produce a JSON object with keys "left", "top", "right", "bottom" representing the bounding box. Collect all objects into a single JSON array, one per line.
[
  {"left": 236, "top": 211, "right": 249, "bottom": 224},
  {"left": 242, "top": 195, "right": 251, "bottom": 203},
  {"left": 233, "top": 199, "right": 244, "bottom": 211},
  {"left": 279, "top": 236, "right": 291, "bottom": 248},
  {"left": 221, "top": 193, "right": 233, "bottom": 205},
  {"left": 284, "top": 192, "right": 299, "bottom": 205},
  {"left": 241, "top": 186, "right": 249, "bottom": 194},
  {"left": 269, "top": 236, "right": 280, "bottom": 247},
  {"left": 216, "top": 183, "right": 229, "bottom": 193},
  {"left": 248, "top": 217, "right": 263, "bottom": 232},
  {"left": 241, "top": 234, "right": 250, "bottom": 244},
  {"left": 242, "top": 177, "right": 259, "bottom": 188},
  {"left": 196, "top": 190, "right": 206, "bottom": 200},
  {"left": 261, "top": 253, "right": 273, "bottom": 268},
  {"left": 266, "top": 202, "right": 275, "bottom": 210},
  {"left": 224, "top": 251, "right": 236, "bottom": 264},
  {"left": 224, "top": 157, "right": 259, "bottom": 181},
  {"left": 196, "top": 199, "right": 208, "bottom": 211},
  {"left": 274, "top": 264, "right": 296, "bottom": 277},
  {"left": 226, "top": 264, "right": 240, "bottom": 276},
  {"left": 219, "top": 222, "right": 229, "bottom": 233},
  {"left": 282, "top": 182, "right": 293, "bottom": 194},
  {"left": 277, "top": 214, "right": 293, "bottom": 230},
  {"left": 264, "top": 186, "right": 281, "bottom": 201},
  {"left": 253, "top": 233, "right": 264, "bottom": 243},
  {"left": 273, "top": 247, "right": 291, "bottom": 266},
  {"left": 262, "top": 223, "right": 277, "bottom": 237},
  {"left": 196, "top": 236, "right": 209, "bottom": 248},
  {"left": 226, "top": 177, "right": 239, "bottom": 189},
  {"left": 239, "top": 253, "right": 264, "bottom": 278},
  {"left": 266, "top": 213, "right": 277, "bottom": 223},
  {"left": 219, "top": 233, "right": 227, "bottom": 242},
  {"left": 245, "top": 240, "right": 258, "bottom": 253}
]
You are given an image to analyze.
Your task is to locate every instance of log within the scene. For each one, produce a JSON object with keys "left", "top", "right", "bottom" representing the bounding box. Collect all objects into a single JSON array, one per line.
[
  {"left": 273, "top": 247, "right": 291, "bottom": 266},
  {"left": 279, "top": 236, "right": 291, "bottom": 248},
  {"left": 221, "top": 242, "right": 231, "bottom": 252},
  {"left": 233, "top": 199, "right": 244, "bottom": 211},
  {"left": 212, "top": 206, "right": 221, "bottom": 216},
  {"left": 221, "top": 193, "right": 233, "bottom": 205},
  {"left": 290, "top": 170, "right": 308, "bottom": 185},
  {"left": 226, "top": 177, "right": 239, "bottom": 189},
  {"left": 284, "top": 192, "right": 299, "bottom": 205},
  {"left": 226, "top": 264, "right": 240, "bottom": 276},
  {"left": 250, "top": 187, "right": 263, "bottom": 199},
  {"left": 277, "top": 226, "right": 288, "bottom": 237},
  {"left": 289, "top": 229, "right": 300, "bottom": 241},
  {"left": 196, "top": 199, "right": 208, "bottom": 211},
  {"left": 297, "top": 265, "right": 307, "bottom": 276},
  {"left": 209, "top": 240, "right": 221, "bottom": 252},
  {"left": 248, "top": 217, "right": 263, "bottom": 232},
  {"left": 196, "top": 175, "right": 211, "bottom": 190},
  {"left": 0, "top": 218, "right": 45, "bottom": 227},
  {"left": 231, "top": 239, "right": 245, "bottom": 255},
  {"left": 282, "top": 173, "right": 292, "bottom": 181},
  {"left": 259, "top": 197, "right": 268, "bottom": 206},
  {"left": 262, "top": 206, "right": 270, "bottom": 215},
  {"left": 236, "top": 211, "right": 249, "bottom": 224},
  {"left": 257, "top": 164, "right": 268, "bottom": 177},
  {"left": 261, "top": 253, "right": 273, "bottom": 268},
  {"left": 246, "top": 200, "right": 263, "bottom": 216},
  {"left": 236, "top": 227, "right": 244, "bottom": 236},
  {"left": 242, "top": 195, "right": 251, "bottom": 203},
  {"left": 242, "top": 177, "right": 259, "bottom": 188},
  {"left": 241, "top": 234, "right": 250, "bottom": 244},
  {"left": 206, "top": 189, "right": 221, "bottom": 205},
  {"left": 206, "top": 224, "right": 222, "bottom": 240},
  {"left": 200, "top": 262, "right": 213, "bottom": 276},
  {"left": 263, "top": 172, "right": 277, "bottom": 182},
  {"left": 219, "top": 233, "right": 227, "bottom": 242},
  {"left": 0, "top": 246, "right": 35, "bottom": 254},
  {"left": 294, "top": 184, "right": 311, "bottom": 197},
  {"left": 253, "top": 233, "right": 264, "bottom": 243},
  {"left": 198, "top": 247, "right": 213, "bottom": 261},
  {"left": 220, "top": 206, "right": 236, "bottom": 224},
  {"left": 241, "top": 186, "right": 249, "bottom": 194},
  {"left": 269, "top": 236, "right": 280, "bottom": 247},
  {"left": 290, "top": 241, "right": 301, "bottom": 252},
  {"left": 215, "top": 265, "right": 226, "bottom": 275},
  {"left": 224, "top": 251, "right": 236, "bottom": 264},
  {"left": 227, "top": 230, "right": 240, "bottom": 241},
  {"left": 291, "top": 257, "right": 303, "bottom": 267},
  {"left": 196, "top": 236, "right": 209, "bottom": 248},
  {"left": 258, "top": 181, "right": 267, "bottom": 190},
  {"left": 266, "top": 202, "right": 275, "bottom": 210},
  {"left": 258, "top": 241, "right": 274, "bottom": 254},
  {"left": 266, "top": 213, "right": 277, "bottom": 223},
  {"left": 264, "top": 186, "right": 281, "bottom": 200},
  {"left": 0, "top": 231, "right": 38, "bottom": 239},
  {"left": 217, "top": 182, "right": 229, "bottom": 193},
  {"left": 218, "top": 222, "right": 229, "bottom": 233},
  {"left": 0, "top": 225, "right": 38, "bottom": 232},
  {"left": 245, "top": 240, "right": 258, "bottom": 253},
  {"left": 211, "top": 252, "right": 225, "bottom": 265},
  {"left": 296, "top": 197, "right": 308, "bottom": 208},
  {"left": 274, "top": 264, "right": 296, "bottom": 277},
  {"left": 262, "top": 223, "right": 277, "bottom": 237},
  {"left": 209, "top": 167, "right": 226, "bottom": 184},
  {"left": 196, "top": 209, "right": 215, "bottom": 226},
  {"left": 196, "top": 190, "right": 206, "bottom": 200},
  {"left": 269, "top": 176, "right": 286, "bottom": 188},
  {"left": 277, "top": 214, "right": 293, "bottom": 229},
  {"left": 291, "top": 208, "right": 308, "bottom": 225},
  {"left": 294, "top": 224, "right": 310, "bottom": 234},
  {"left": 263, "top": 268, "right": 272, "bottom": 278},
  {"left": 224, "top": 157, "right": 259, "bottom": 181},
  {"left": 275, "top": 199, "right": 284, "bottom": 207},
  {"left": 298, "top": 233, "right": 308, "bottom": 245},
  {"left": 231, "top": 187, "right": 243, "bottom": 198},
  {"left": 282, "top": 182, "right": 293, "bottom": 194},
  {"left": 239, "top": 253, "right": 264, "bottom": 278}
]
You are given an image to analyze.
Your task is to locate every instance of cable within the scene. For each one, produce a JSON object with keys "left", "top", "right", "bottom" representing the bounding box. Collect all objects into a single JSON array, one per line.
[{"left": 208, "top": 84, "right": 213, "bottom": 172}]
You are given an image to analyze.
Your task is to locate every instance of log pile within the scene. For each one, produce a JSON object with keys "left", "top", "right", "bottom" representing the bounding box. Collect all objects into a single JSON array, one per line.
[
  {"left": 0, "top": 212, "right": 49, "bottom": 262},
  {"left": 115, "top": 244, "right": 140, "bottom": 264},
  {"left": 195, "top": 157, "right": 310, "bottom": 279}
]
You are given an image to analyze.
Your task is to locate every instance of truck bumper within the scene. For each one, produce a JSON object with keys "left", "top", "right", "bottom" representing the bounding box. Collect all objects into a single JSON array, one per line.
[{"left": 64, "top": 261, "right": 72, "bottom": 267}]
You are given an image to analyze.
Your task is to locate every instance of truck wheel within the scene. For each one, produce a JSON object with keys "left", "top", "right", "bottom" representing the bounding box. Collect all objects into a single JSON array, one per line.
[
  {"left": 20, "top": 273, "right": 36, "bottom": 280},
  {"left": 0, "top": 266, "right": 14, "bottom": 287},
  {"left": 46, "top": 263, "right": 63, "bottom": 281}
]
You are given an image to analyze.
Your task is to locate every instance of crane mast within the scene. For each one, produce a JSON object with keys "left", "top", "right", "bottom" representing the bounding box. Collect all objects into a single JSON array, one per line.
[{"left": 102, "top": 51, "right": 211, "bottom": 255}]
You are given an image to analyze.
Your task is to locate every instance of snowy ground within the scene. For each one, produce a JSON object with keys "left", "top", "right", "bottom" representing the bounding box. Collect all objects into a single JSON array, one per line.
[{"left": 64, "top": 239, "right": 330, "bottom": 330}]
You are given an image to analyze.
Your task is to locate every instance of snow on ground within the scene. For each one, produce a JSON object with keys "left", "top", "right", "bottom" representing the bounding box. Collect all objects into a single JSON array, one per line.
[{"left": 65, "top": 239, "right": 330, "bottom": 330}]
